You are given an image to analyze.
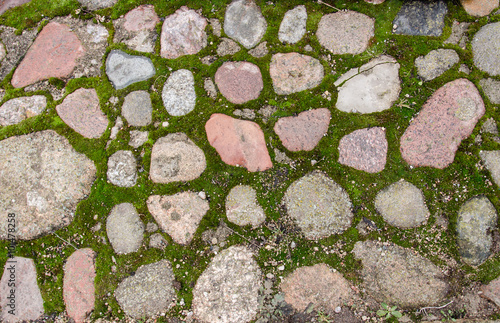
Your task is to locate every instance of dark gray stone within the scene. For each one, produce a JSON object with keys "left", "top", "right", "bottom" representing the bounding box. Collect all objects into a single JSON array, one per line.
[
  {"left": 392, "top": 0, "right": 447, "bottom": 36},
  {"left": 106, "top": 50, "right": 155, "bottom": 90}
]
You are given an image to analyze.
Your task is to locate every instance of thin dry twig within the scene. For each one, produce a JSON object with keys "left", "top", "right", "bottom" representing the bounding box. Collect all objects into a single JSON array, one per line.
[
  {"left": 53, "top": 232, "right": 78, "bottom": 250},
  {"left": 317, "top": 0, "right": 341, "bottom": 11},
  {"left": 416, "top": 300, "right": 453, "bottom": 316}
]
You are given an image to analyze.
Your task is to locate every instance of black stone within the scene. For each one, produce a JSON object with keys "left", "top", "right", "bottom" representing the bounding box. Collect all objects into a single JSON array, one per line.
[{"left": 393, "top": 0, "right": 447, "bottom": 36}]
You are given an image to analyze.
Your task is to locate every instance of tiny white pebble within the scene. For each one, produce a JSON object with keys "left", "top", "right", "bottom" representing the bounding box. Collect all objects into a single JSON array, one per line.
[{"left": 335, "top": 306, "right": 341, "bottom": 313}]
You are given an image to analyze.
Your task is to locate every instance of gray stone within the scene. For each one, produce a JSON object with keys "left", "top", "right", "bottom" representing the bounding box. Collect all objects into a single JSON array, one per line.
[
  {"left": 334, "top": 55, "right": 401, "bottom": 114},
  {"left": 457, "top": 196, "right": 498, "bottom": 266},
  {"left": 147, "top": 191, "right": 209, "bottom": 245},
  {"left": 150, "top": 133, "right": 206, "bottom": 183},
  {"left": 482, "top": 118, "right": 499, "bottom": 135},
  {"left": 162, "top": 69, "right": 196, "bottom": 116},
  {"left": 106, "top": 203, "right": 144, "bottom": 254},
  {"left": 0, "top": 26, "right": 37, "bottom": 81},
  {"left": 129, "top": 130, "right": 149, "bottom": 148},
  {"left": 480, "top": 78, "right": 500, "bottom": 104},
  {"left": 444, "top": 20, "right": 470, "bottom": 49},
  {"left": 279, "top": 5, "right": 307, "bottom": 44},
  {"left": 459, "top": 64, "right": 471, "bottom": 74},
  {"left": 0, "top": 130, "right": 96, "bottom": 240},
  {"left": 375, "top": 179, "right": 430, "bottom": 228},
  {"left": 248, "top": 41, "right": 268, "bottom": 58},
  {"left": 106, "top": 50, "right": 155, "bottom": 90},
  {"left": 480, "top": 150, "right": 500, "bottom": 187},
  {"left": 204, "top": 77, "right": 217, "bottom": 99},
  {"left": 121, "top": 91, "right": 152, "bottom": 127},
  {"left": 283, "top": 171, "right": 353, "bottom": 240},
  {"left": 115, "top": 260, "right": 176, "bottom": 319},
  {"left": 472, "top": 22, "right": 500, "bottom": 76},
  {"left": 415, "top": 49, "right": 459, "bottom": 81},
  {"left": 77, "top": 0, "right": 117, "bottom": 10},
  {"left": 392, "top": 0, "right": 447, "bottom": 36},
  {"left": 0, "top": 257, "right": 44, "bottom": 322},
  {"left": 201, "top": 55, "right": 217, "bottom": 65},
  {"left": 353, "top": 240, "right": 449, "bottom": 308},
  {"left": 193, "top": 245, "right": 261, "bottom": 323},
  {"left": 107, "top": 150, "right": 137, "bottom": 187},
  {"left": 317, "top": 10, "right": 374, "bottom": 55},
  {"left": 110, "top": 116, "right": 123, "bottom": 140},
  {"left": 226, "top": 185, "right": 265, "bottom": 228},
  {"left": 224, "top": 0, "right": 267, "bottom": 49},
  {"left": 210, "top": 18, "right": 222, "bottom": 37},
  {"left": 0, "top": 43, "right": 5, "bottom": 62},
  {"left": 149, "top": 233, "right": 168, "bottom": 250},
  {"left": 233, "top": 108, "right": 256, "bottom": 119},
  {"left": 0, "top": 95, "right": 47, "bottom": 126},
  {"left": 216, "top": 37, "right": 241, "bottom": 56},
  {"left": 146, "top": 222, "right": 158, "bottom": 233}
]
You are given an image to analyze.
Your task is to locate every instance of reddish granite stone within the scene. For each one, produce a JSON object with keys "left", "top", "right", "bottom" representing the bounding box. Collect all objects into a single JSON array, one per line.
[
  {"left": 56, "top": 88, "right": 108, "bottom": 139},
  {"left": 481, "top": 275, "right": 500, "bottom": 307},
  {"left": 400, "top": 79, "right": 485, "bottom": 168},
  {"left": 0, "top": 0, "right": 31, "bottom": 15},
  {"left": 11, "top": 22, "right": 85, "bottom": 88},
  {"left": 63, "top": 248, "right": 96, "bottom": 323},
  {"left": 215, "top": 61, "right": 263, "bottom": 104},
  {"left": 274, "top": 108, "right": 330, "bottom": 151},
  {"left": 123, "top": 5, "right": 159, "bottom": 32},
  {"left": 205, "top": 113, "right": 272, "bottom": 172},
  {"left": 338, "top": 127, "right": 388, "bottom": 173}
]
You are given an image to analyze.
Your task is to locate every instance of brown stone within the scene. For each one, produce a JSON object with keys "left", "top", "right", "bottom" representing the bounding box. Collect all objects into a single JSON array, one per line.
[
  {"left": 460, "top": 0, "right": 499, "bottom": 17},
  {"left": 215, "top": 61, "right": 263, "bottom": 104},
  {"left": 205, "top": 113, "right": 272, "bottom": 172},
  {"left": 63, "top": 248, "right": 96, "bottom": 323},
  {"left": 274, "top": 108, "right": 331, "bottom": 151},
  {"left": 400, "top": 79, "right": 485, "bottom": 168},
  {"left": 56, "top": 88, "right": 108, "bottom": 139},
  {"left": 338, "top": 127, "right": 388, "bottom": 173},
  {"left": 12, "top": 22, "right": 85, "bottom": 88},
  {"left": 481, "top": 276, "right": 500, "bottom": 307}
]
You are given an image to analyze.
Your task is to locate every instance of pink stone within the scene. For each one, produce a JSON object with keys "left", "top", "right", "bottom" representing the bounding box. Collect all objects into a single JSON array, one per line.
[
  {"left": 215, "top": 61, "right": 263, "bottom": 104},
  {"left": 160, "top": 6, "right": 207, "bottom": 59},
  {"left": 400, "top": 79, "right": 485, "bottom": 169},
  {"left": 338, "top": 127, "right": 388, "bottom": 173},
  {"left": 274, "top": 108, "right": 330, "bottom": 151},
  {"left": 63, "top": 248, "right": 96, "bottom": 323},
  {"left": 481, "top": 276, "right": 500, "bottom": 307},
  {"left": 123, "top": 5, "right": 160, "bottom": 32},
  {"left": 205, "top": 114, "right": 272, "bottom": 172},
  {"left": 11, "top": 22, "right": 85, "bottom": 88},
  {"left": 460, "top": 0, "right": 499, "bottom": 17},
  {"left": 56, "top": 88, "right": 108, "bottom": 139},
  {"left": 0, "top": 0, "right": 31, "bottom": 15}
]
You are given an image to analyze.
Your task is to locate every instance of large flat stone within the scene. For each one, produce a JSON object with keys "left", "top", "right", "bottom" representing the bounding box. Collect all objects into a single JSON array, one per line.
[
  {"left": 473, "top": 22, "right": 500, "bottom": 76},
  {"left": 226, "top": 185, "right": 265, "bottom": 228},
  {"left": 0, "top": 95, "right": 47, "bottom": 126},
  {"left": 460, "top": 0, "right": 499, "bottom": 17},
  {"left": 162, "top": 69, "right": 196, "bottom": 116},
  {"left": 106, "top": 50, "right": 155, "bottom": 90},
  {"left": 205, "top": 113, "right": 272, "bottom": 172},
  {"left": 224, "top": 0, "right": 267, "bottom": 49},
  {"left": 338, "top": 127, "right": 388, "bottom": 173},
  {"left": 106, "top": 203, "right": 144, "bottom": 254},
  {"left": 121, "top": 90, "right": 152, "bottom": 126},
  {"left": 415, "top": 49, "right": 459, "bottom": 81},
  {"left": 392, "top": 0, "right": 447, "bottom": 36},
  {"left": 400, "top": 79, "right": 485, "bottom": 168},
  {"left": 279, "top": 5, "right": 307, "bottom": 44},
  {"left": 0, "top": 130, "right": 96, "bottom": 240},
  {"left": 215, "top": 61, "right": 263, "bottom": 104}
]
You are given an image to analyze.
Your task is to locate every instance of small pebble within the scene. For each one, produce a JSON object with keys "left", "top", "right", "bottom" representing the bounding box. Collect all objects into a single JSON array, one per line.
[
  {"left": 278, "top": 265, "right": 285, "bottom": 271},
  {"left": 335, "top": 306, "right": 341, "bottom": 313}
]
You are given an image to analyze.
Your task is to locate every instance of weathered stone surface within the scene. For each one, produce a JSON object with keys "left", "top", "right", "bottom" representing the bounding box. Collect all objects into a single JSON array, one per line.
[
  {"left": 392, "top": 0, "right": 447, "bottom": 36},
  {"left": 162, "top": 69, "right": 196, "bottom": 116},
  {"left": 193, "top": 245, "right": 261, "bottom": 323},
  {"left": 461, "top": 0, "right": 499, "bottom": 17},
  {"left": 353, "top": 240, "right": 449, "bottom": 308},
  {"left": 0, "top": 130, "right": 96, "bottom": 240},
  {"left": 0, "top": 257, "right": 44, "bottom": 322},
  {"left": 129, "top": 130, "right": 149, "bottom": 148},
  {"left": 270, "top": 52, "right": 324, "bottom": 95},
  {"left": 481, "top": 275, "right": 500, "bottom": 307},
  {"left": 0, "top": 0, "right": 31, "bottom": 14},
  {"left": 457, "top": 196, "right": 498, "bottom": 266},
  {"left": 56, "top": 88, "right": 108, "bottom": 139},
  {"left": 149, "top": 233, "right": 168, "bottom": 250},
  {"left": 274, "top": 108, "right": 330, "bottom": 152},
  {"left": 415, "top": 49, "right": 459, "bottom": 81},
  {"left": 216, "top": 37, "right": 241, "bottom": 56},
  {"left": 63, "top": 248, "right": 96, "bottom": 323},
  {"left": 215, "top": 61, "right": 263, "bottom": 104},
  {"left": 107, "top": 150, "right": 137, "bottom": 187},
  {"left": 317, "top": 10, "right": 374, "bottom": 55},
  {"left": 480, "top": 78, "right": 500, "bottom": 104},
  {"left": 12, "top": 22, "right": 85, "bottom": 88},
  {"left": 109, "top": 116, "right": 123, "bottom": 140},
  {"left": 150, "top": 133, "right": 206, "bottom": 183},
  {"left": 210, "top": 18, "right": 222, "bottom": 37},
  {"left": 472, "top": 22, "right": 500, "bottom": 76},
  {"left": 226, "top": 185, "right": 265, "bottom": 228},
  {"left": 338, "top": 127, "right": 388, "bottom": 173},
  {"left": 0, "top": 26, "right": 37, "bottom": 81},
  {"left": 279, "top": 5, "right": 307, "bottom": 44},
  {"left": 114, "top": 5, "right": 159, "bottom": 53},
  {"left": 281, "top": 264, "right": 354, "bottom": 313},
  {"left": 482, "top": 118, "right": 499, "bottom": 135},
  {"left": 161, "top": 6, "right": 207, "bottom": 59},
  {"left": 147, "top": 192, "right": 209, "bottom": 245},
  {"left": 224, "top": 0, "right": 267, "bottom": 49},
  {"left": 106, "top": 203, "right": 144, "bottom": 254},
  {"left": 375, "top": 179, "right": 430, "bottom": 228},
  {"left": 115, "top": 260, "right": 176, "bottom": 319},
  {"left": 204, "top": 77, "right": 217, "bottom": 99},
  {"left": 444, "top": 21, "right": 470, "bottom": 49},
  {"left": 334, "top": 55, "right": 401, "bottom": 114},
  {"left": 248, "top": 41, "right": 268, "bottom": 58},
  {"left": 0, "top": 95, "right": 47, "bottom": 126},
  {"left": 106, "top": 50, "right": 155, "bottom": 89},
  {"left": 205, "top": 113, "right": 272, "bottom": 172},
  {"left": 233, "top": 108, "right": 255, "bottom": 120},
  {"left": 400, "top": 79, "right": 485, "bottom": 168},
  {"left": 77, "top": 0, "right": 117, "bottom": 10},
  {"left": 480, "top": 150, "right": 500, "bottom": 187},
  {"left": 283, "top": 171, "right": 353, "bottom": 240},
  {"left": 121, "top": 90, "right": 152, "bottom": 126}
]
